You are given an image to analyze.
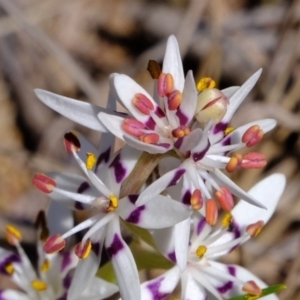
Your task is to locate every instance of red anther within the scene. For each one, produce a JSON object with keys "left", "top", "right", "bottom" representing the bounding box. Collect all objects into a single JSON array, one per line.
[
  {"left": 172, "top": 126, "right": 191, "bottom": 138},
  {"left": 122, "top": 119, "right": 145, "bottom": 137},
  {"left": 242, "top": 281, "right": 262, "bottom": 296},
  {"left": 158, "top": 73, "right": 174, "bottom": 97},
  {"left": 132, "top": 93, "right": 154, "bottom": 115},
  {"left": 168, "top": 90, "right": 182, "bottom": 111},
  {"left": 43, "top": 235, "right": 66, "bottom": 254},
  {"left": 33, "top": 174, "right": 56, "bottom": 194},
  {"left": 246, "top": 220, "right": 265, "bottom": 237},
  {"left": 190, "top": 189, "right": 203, "bottom": 210},
  {"left": 226, "top": 154, "right": 243, "bottom": 173},
  {"left": 139, "top": 133, "right": 160, "bottom": 144},
  {"left": 75, "top": 239, "right": 92, "bottom": 259},
  {"left": 241, "top": 152, "right": 267, "bottom": 169},
  {"left": 215, "top": 186, "right": 234, "bottom": 212},
  {"left": 205, "top": 199, "right": 218, "bottom": 226},
  {"left": 64, "top": 132, "right": 81, "bottom": 154},
  {"left": 242, "top": 125, "right": 264, "bottom": 147}
]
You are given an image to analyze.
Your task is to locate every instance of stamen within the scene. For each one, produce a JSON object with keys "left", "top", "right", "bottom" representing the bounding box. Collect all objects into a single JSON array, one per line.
[
  {"left": 35, "top": 211, "right": 49, "bottom": 242},
  {"left": 196, "top": 245, "right": 207, "bottom": 258},
  {"left": 167, "top": 90, "right": 182, "bottom": 111},
  {"left": 4, "top": 263, "right": 14, "bottom": 275},
  {"left": 147, "top": 60, "right": 161, "bottom": 79},
  {"left": 215, "top": 186, "right": 234, "bottom": 212},
  {"left": 205, "top": 199, "right": 218, "bottom": 226},
  {"left": 196, "top": 77, "right": 216, "bottom": 92},
  {"left": 226, "top": 154, "right": 242, "bottom": 173},
  {"left": 75, "top": 239, "right": 92, "bottom": 259},
  {"left": 224, "top": 126, "right": 235, "bottom": 135},
  {"left": 33, "top": 174, "right": 57, "bottom": 194},
  {"left": 64, "top": 132, "right": 81, "bottom": 153},
  {"left": 190, "top": 189, "right": 203, "bottom": 210},
  {"left": 158, "top": 73, "right": 174, "bottom": 97},
  {"left": 122, "top": 118, "right": 146, "bottom": 137},
  {"left": 43, "top": 234, "right": 66, "bottom": 254},
  {"left": 172, "top": 126, "right": 190, "bottom": 138},
  {"left": 246, "top": 220, "right": 264, "bottom": 237},
  {"left": 242, "top": 125, "right": 264, "bottom": 147},
  {"left": 241, "top": 152, "right": 267, "bottom": 169},
  {"left": 132, "top": 93, "right": 154, "bottom": 115},
  {"left": 86, "top": 152, "right": 97, "bottom": 170},
  {"left": 41, "top": 259, "right": 50, "bottom": 272},
  {"left": 31, "top": 280, "right": 48, "bottom": 291},
  {"left": 139, "top": 133, "right": 160, "bottom": 144},
  {"left": 107, "top": 195, "right": 119, "bottom": 212},
  {"left": 222, "top": 212, "right": 233, "bottom": 228},
  {"left": 242, "top": 281, "right": 262, "bottom": 297},
  {"left": 5, "top": 225, "right": 22, "bottom": 245}
]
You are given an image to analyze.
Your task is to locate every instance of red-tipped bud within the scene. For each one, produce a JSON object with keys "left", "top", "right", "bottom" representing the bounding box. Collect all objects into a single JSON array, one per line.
[
  {"left": 132, "top": 93, "right": 154, "bottom": 115},
  {"left": 75, "top": 239, "right": 92, "bottom": 259},
  {"left": 43, "top": 235, "right": 66, "bottom": 254},
  {"left": 246, "top": 220, "right": 264, "bottom": 237},
  {"left": 122, "top": 118, "right": 145, "bottom": 137},
  {"left": 242, "top": 152, "right": 267, "bottom": 169},
  {"left": 205, "top": 199, "right": 218, "bottom": 225},
  {"left": 64, "top": 132, "right": 81, "bottom": 154},
  {"left": 172, "top": 126, "right": 190, "bottom": 138},
  {"left": 168, "top": 90, "right": 182, "bottom": 111},
  {"left": 158, "top": 73, "right": 174, "bottom": 97},
  {"left": 242, "top": 125, "right": 264, "bottom": 147},
  {"left": 190, "top": 189, "right": 203, "bottom": 210},
  {"left": 242, "top": 281, "right": 262, "bottom": 297},
  {"left": 33, "top": 174, "right": 56, "bottom": 194},
  {"left": 215, "top": 186, "right": 234, "bottom": 212},
  {"left": 139, "top": 133, "right": 160, "bottom": 144}
]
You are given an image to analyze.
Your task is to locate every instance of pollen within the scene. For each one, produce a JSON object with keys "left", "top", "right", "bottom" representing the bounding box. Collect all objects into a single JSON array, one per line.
[
  {"left": 196, "top": 77, "right": 216, "bottom": 92},
  {"left": 107, "top": 195, "right": 119, "bottom": 212},
  {"left": 64, "top": 132, "right": 81, "bottom": 154},
  {"left": 242, "top": 281, "right": 262, "bottom": 297},
  {"left": 196, "top": 245, "right": 207, "bottom": 258},
  {"left": 31, "top": 280, "right": 48, "bottom": 291},
  {"left": 33, "top": 174, "right": 57, "bottom": 194},
  {"left": 222, "top": 212, "right": 233, "bottom": 228},
  {"left": 86, "top": 152, "right": 97, "bottom": 170},
  {"left": 43, "top": 234, "right": 66, "bottom": 254},
  {"left": 167, "top": 90, "right": 182, "bottom": 111},
  {"left": 190, "top": 189, "right": 203, "bottom": 210},
  {"left": 132, "top": 93, "right": 154, "bottom": 115},
  {"left": 75, "top": 240, "right": 92, "bottom": 259},
  {"left": 4, "top": 263, "right": 14, "bottom": 275},
  {"left": 246, "top": 220, "right": 264, "bottom": 237},
  {"left": 139, "top": 133, "right": 160, "bottom": 144},
  {"left": 5, "top": 225, "right": 22, "bottom": 245},
  {"left": 224, "top": 126, "right": 235, "bottom": 135},
  {"left": 205, "top": 199, "right": 218, "bottom": 226},
  {"left": 158, "top": 73, "right": 174, "bottom": 97},
  {"left": 41, "top": 259, "right": 50, "bottom": 273}
]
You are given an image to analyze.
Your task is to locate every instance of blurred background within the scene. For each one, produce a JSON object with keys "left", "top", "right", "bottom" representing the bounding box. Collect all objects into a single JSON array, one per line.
[{"left": 0, "top": 0, "right": 299, "bottom": 298}]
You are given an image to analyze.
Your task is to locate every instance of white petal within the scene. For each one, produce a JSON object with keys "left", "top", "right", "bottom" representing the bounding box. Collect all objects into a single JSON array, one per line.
[
  {"left": 0, "top": 290, "right": 29, "bottom": 300},
  {"left": 176, "top": 128, "right": 203, "bottom": 153},
  {"left": 105, "top": 216, "right": 141, "bottom": 300},
  {"left": 119, "top": 195, "right": 190, "bottom": 229},
  {"left": 34, "top": 89, "right": 107, "bottom": 131},
  {"left": 98, "top": 112, "right": 125, "bottom": 140},
  {"left": 162, "top": 35, "right": 184, "bottom": 91},
  {"left": 137, "top": 168, "right": 186, "bottom": 205},
  {"left": 140, "top": 266, "right": 180, "bottom": 300},
  {"left": 181, "top": 273, "right": 206, "bottom": 300},
  {"left": 221, "top": 86, "right": 239, "bottom": 98}
]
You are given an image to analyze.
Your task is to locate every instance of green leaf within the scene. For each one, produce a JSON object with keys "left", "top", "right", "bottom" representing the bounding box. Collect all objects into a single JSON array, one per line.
[{"left": 229, "top": 284, "right": 286, "bottom": 300}]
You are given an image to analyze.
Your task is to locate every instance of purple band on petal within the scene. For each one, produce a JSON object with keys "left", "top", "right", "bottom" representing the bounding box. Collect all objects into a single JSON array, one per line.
[
  {"left": 167, "top": 251, "right": 176, "bottom": 263},
  {"left": 145, "top": 117, "right": 156, "bottom": 130},
  {"left": 167, "top": 169, "right": 185, "bottom": 187},
  {"left": 181, "top": 190, "right": 191, "bottom": 206},
  {"left": 213, "top": 122, "right": 228, "bottom": 134},
  {"left": 147, "top": 277, "right": 170, "bottom": 300},
  {"left": 155, "top": 142, "right": 171, "bottom": 149},
  {"left": 217, "top": 266, "right": 236, "bottom": 294},
  {"left": 126, "top": 205, "right": 146, "bottom": 224},
  {"left": 176, "top": 108, "right": 189, "bottom": 126},
  {"left": 76, "top": 181, "right": 90, "bottom": 210},
  {"left": 191, "top": 141, "right": 210, "bottom": 162},
  {"left": 109, "top": 153, "right": 126, "bottom": 183},
  {"left": 196, "top": 218, "right": 206, "bottom": 235},
  {"left": 0, "top": 290, "right": 8, "bottom": 300},
  {"left": 155, "top": 107, "right": 165, "bottom": 118},
  {"left": 95, "top": 147, "right": 111, "bottom": 172},
  {"left": 106, "top": 234, "right": 124, "bottom": 257},
  {"left": 63, "top": 274, "right": 72, "bottom": 289},
  {"left": 92, "top": 242, "right": 101, "bottom": 256},
  {"left": 57, "top": 293, "right": 67, "bottom": 300},
  {"left": 60, "top": 252, "right": 72, "bottom": 272},
  {"left": 128, "top": 194, "right": 139, "bottom": 204},
  {"left": 0, "top": 254, "right": 20, "bottom": 275},
  {"left": 174, "top": 137, "right": 183, "bottom": 150}
]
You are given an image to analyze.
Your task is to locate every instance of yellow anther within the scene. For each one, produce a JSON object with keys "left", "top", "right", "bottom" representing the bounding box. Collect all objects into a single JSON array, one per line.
[
  {"left": 107, "top": 195, "right": 119, "bottom": 212},
  {"left": 75, "top": 240, "right": 92, "bottom": 259},
  {"left": 4, "top": 263, "right": 14, "bottom": 275},
  {"left": 41, "top": 259, "right": 50, "bottom": 273},
  {"left": 5, "top": 225, "right": 22, "bottom": 244},
  {"left": 196, "top": 77, "right": 216, "bottom": 92},
  {"left": 196, "top": 245, "right": 207, "bottom": 258},
  {"left": 222, "top": 213, "right": 233, "bottom": 228},
  {"left": 86, "top": 152, "right": 97, "bottom": 170},
  {"left": 31, "top": 280, "right": 48, "bottom": 291},
  {"left": 225, "top": 126, "right": 235, "bottom": 135}
]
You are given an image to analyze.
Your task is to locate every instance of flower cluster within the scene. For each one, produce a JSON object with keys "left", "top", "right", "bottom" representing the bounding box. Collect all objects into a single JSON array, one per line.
[{"left": 15, "top": 35, "right": 286, "bottom": 300}]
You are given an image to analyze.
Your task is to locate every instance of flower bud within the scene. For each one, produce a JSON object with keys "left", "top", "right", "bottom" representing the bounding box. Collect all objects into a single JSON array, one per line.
[{"left": 195, "top": 88, "right": 229, "bottom": 125}]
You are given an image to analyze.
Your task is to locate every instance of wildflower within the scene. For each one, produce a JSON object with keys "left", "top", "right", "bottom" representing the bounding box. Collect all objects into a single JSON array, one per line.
[
  {"left": 0, "top": 212, "right": 118, "bottom": 300},
  {"left": 139, "top": 174, "right": 285, "bottom": 300},
  {"left": 33, "top": 132, "right": 190, "bottom": 300}
]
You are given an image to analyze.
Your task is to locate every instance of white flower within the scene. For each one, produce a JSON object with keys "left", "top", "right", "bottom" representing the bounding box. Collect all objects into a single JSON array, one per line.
[
  {"left": 0, "top": 213, "right": 117, "bottom": 300},
  {"left": 139, "top": 174, "right": 285, "bottom": 300},
  {"left": 33, "top": 132, "right": 190, "bottom": 300}
]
